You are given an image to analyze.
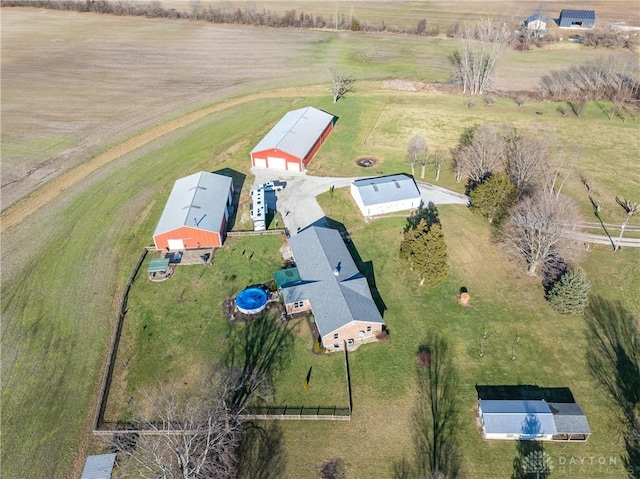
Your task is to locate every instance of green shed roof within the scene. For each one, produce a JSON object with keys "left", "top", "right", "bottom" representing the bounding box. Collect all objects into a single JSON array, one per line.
[
  {"left": 148, "top": 258, "right": 171, "bottom": 273},
  {"left": 273, "top": 267, "right": 301, "bottom": 287}
]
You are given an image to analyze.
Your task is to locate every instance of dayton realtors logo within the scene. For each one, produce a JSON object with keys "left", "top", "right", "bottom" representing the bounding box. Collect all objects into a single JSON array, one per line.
[{"left": 523, "top": 450, "right": 554, "bottom": 475}]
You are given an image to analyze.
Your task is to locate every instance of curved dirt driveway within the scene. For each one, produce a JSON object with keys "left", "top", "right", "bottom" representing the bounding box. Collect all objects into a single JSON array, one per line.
[{"left": 0, "top": 86, "right": 323, "bottom": 234}]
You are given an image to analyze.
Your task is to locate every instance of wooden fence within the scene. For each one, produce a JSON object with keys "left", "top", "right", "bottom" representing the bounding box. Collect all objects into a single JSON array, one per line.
[{"left": 93, "top": 247, "right": 149, "bottom": 433}]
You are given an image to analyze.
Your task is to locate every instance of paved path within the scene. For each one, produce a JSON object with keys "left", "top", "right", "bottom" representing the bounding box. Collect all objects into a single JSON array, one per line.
[{"left": 251, "top": 169, "right": 469, "bottom": 234}]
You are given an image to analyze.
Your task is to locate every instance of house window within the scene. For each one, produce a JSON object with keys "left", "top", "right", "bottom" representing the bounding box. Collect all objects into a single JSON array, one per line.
[
  {"left": 293, "top": 301, "right": 304, "bottom": 309},
  {"left": 347, "top": 339, "right": 354, "bottom": 346},
  {"left": 333, "top": 333, "right": 339, "bottom": 340},
  {"left": 366, "top": 326, "right": 372, "bottom": 332},
  {"left": 333, "top": 343, "right": 340, "bottom": 349}
]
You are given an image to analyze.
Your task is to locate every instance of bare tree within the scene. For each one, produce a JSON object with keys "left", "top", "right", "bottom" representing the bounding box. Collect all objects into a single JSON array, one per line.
[
  {"left": 543, "top": 152, "right": 575, "bottom": 197},
  {"left": 501, "top": 193, "right": 583, "bottom": 276},
  {"left": 329, "top": 68, "right": 355, "bottom": 103},
  {"left": 115, "top": 374, "right": 243, "bottom": 479},
  {"left": 449, "top": 18, "right": 511, "bottom": 95},
  {"left": 451, "top": 125, "right": 505, "bottom": 186},
  {"left": 432, "top": 150, "right": 446, "bottom": 182},
  {"left": 503, "top": 129, "right": 552, "bottom": 195},
  {"left": 407, "top": 135, "right": 429, "bottom": 177},
  {"left": 614, "top": 197, "right": 639, "bottom": 251}
]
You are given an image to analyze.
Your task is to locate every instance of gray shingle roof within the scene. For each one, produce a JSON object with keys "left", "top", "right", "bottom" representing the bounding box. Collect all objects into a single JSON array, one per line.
[
  {"left": 549, "top": 402, "right": 591, "bottom": 434},
  {"left": 479, "top": 400, "right": 557, "bottom": 435},
  {"left": 283, "top": 226, "right": 384, "bottom": 337},
  {"left": 353, "top": 174, "right": 421, "bottom": 207},
  {"left": 81, "top": 454, "right": 116, "bottom": 479},
  {"left": 250, "top": 107, "right": 334, "bottom": 160},
  {"left": 153, "top": 171, "right": 232, "bottom": 237}
]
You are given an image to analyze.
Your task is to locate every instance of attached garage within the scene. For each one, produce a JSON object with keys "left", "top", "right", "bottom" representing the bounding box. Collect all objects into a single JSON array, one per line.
[
  {"left": 153, "top": 171, "right": 234, "bottom": 250},
  {"left": 251, "top": 106, "right": 335, "bottom": 173}
]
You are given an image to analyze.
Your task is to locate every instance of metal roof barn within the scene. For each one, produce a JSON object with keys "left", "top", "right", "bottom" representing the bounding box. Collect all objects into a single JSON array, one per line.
[
  {"left": 351, "top": 174, "right": 421, "bottom": 216},
  {"left": 153, "top": 171, "right": 234, "bottom": 250},
  {"left": 558, "top": 9, "right": 596, "bottom": 28},
  {"left": 81, "top": 454, "right": 116, "bottom": 479},
  {"left": 251, "top": 106, "right": 334, "bottom": 172}
]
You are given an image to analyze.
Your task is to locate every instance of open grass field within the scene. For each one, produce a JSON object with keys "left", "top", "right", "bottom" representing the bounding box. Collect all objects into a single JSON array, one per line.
[
  {"left": 1, "top": 5, "right": 639, "bottom": 479},
  {"left": 2, "top": 5, "right": 633, "bottom": 209}
]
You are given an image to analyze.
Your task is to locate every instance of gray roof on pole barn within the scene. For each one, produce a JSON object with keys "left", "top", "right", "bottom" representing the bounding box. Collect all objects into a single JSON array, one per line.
[
  {"left": 353, "top": 174, "right": 421, "bottom": 206},
  {"left": 549, "top": 402, "right": 591, "bottom": 434},
  {"left": 479, "top": 400, "right": 557, "bottom": 435},
  {"left": 282, "top": 226, "right": 384, "bottom": 338},
  {"left": 250, "top": 107, "right": 334, "bottom": 159},
  {"left": 81, "top": 454, "right": 116, "bottom": 479},
  {"left": 153, "top": 171, "right": 232, "bottom": 236}
]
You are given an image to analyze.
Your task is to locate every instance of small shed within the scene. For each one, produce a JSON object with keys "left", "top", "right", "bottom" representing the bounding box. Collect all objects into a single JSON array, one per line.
[
  {"left": 81, "top": 453, "right": 116, "bottom": 479},
  {"left": 558, "top": 9, "right": 596, "bottom": 29},
  {"left": 524, "top": 13, "right": 548, "bottom": 31},
  {"left": 351, "top": 174, "right": 421, "bottom": 217},
  {"left": 250, "top": 106, "right": 335, "bottom": 172},
  {"left": 153, "top": 171, "right": 234, "bottom": 251}
]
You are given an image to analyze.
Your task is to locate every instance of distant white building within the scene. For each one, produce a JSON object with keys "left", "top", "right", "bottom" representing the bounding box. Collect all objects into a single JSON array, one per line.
[
  {"left": 249, "top": 188, "right": 268, "bottom": 231},
  {"left": 351, "top": 174, "right": 421, "bottom": 217},
  {"left": 524, "top": 13, "right": 548, "bottom": 32}
]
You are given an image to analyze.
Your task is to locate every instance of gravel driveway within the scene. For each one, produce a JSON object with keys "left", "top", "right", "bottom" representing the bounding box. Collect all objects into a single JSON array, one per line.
[{"left": 251, "top": 168, "right": 469, "bottom": 235}]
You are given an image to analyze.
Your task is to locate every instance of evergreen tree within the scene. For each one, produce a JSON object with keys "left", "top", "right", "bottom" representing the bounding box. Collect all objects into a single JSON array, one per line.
[
  {"left": 400, "top": 219, "right": 449, "bottom": 286},
  {"left": 547, "top": 269, "right": 591, "bottom": 315},
  {"left": 469, "top": 174, "right": 517, "bottom": 225}
]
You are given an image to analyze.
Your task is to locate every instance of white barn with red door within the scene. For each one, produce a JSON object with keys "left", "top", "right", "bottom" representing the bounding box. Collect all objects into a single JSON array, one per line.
[
  {"left": 250, "top": 106, "right": 334, "bottom": 172},
  {"left": 153, "top": 171, "right": 234, "bottom": 251}
]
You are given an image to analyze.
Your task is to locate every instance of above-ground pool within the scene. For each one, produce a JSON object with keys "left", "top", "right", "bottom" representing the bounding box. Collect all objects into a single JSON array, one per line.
[{"left": 235, "top": 287, "right": 268, "bottom": 315}]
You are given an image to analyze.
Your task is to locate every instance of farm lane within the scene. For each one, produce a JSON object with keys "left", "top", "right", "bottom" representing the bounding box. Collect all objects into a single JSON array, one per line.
[
  {"left": 251, "top": 169, "right": 471, "bottom": 234},
  {"left": 0, "top": 86, "right": 325, "bottom": 235}
]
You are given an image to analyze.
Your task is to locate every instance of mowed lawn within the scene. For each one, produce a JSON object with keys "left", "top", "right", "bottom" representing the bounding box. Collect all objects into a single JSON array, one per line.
[{"left": 2, "top": 88, "right": 638, "bottom": 479}]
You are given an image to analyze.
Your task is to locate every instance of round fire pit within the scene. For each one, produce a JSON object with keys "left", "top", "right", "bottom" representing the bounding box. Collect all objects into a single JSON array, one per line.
[{"left": 356, "top": 157, "right": 378, "bottom": 168}]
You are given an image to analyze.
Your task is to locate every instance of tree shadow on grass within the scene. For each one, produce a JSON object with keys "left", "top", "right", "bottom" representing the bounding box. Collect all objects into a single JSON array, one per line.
[
  {"left": 585, "top": 295, "right": 640, "bottom": 474},
  {"left": 512, "top": 432, "right": 552, "bottom": 478},
  {"left": 235, "top": 422, "right": 286, "bottom": 479},
  {"left": 223, "top": 311, "right": 294, "bottom": 410},
  {"left": 584, "top": 296, "right": 640, "bottom": 425}
]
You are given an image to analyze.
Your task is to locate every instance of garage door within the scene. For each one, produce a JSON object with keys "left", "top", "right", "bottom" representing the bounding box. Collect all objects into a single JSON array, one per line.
[
  {"left": 167, "top": 239, "right": 185, "bottom": 251},
  {"left": 253, "top": 157, "right": 267, "bottom": 169},
  {"left": 287, "top": 161, "right": 301, "bottom": 172},
  {"left": 267, "top": 156, "right": 287, "bottom": 170}
]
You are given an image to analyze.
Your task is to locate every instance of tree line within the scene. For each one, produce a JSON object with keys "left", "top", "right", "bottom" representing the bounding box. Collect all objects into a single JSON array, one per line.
[{"left": 1, "top": 0, "right": 440, "bottom": 35}]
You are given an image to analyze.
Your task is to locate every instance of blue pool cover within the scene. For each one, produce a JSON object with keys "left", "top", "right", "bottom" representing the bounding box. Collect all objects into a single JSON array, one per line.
[{"left": 235, "top": 288, "right": 268, "bottom": 314}]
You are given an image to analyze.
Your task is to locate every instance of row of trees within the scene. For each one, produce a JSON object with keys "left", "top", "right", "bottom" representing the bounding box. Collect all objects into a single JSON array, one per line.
[{"left": 1, "top": 0, "right": 439, "bottom": 35}]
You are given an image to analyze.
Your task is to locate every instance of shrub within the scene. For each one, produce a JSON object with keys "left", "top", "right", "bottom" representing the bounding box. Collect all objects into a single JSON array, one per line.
[
  {"left": 468, "top": 174, "right": 517, "bottom": 225},
  {"left": 546, "top": 269, "right": 591, "bottom": 315}
]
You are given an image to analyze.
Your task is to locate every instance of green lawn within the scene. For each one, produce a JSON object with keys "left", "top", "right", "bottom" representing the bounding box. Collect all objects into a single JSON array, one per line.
[{"left": 2, "top": 89, "right": 638, "bottom": 478}]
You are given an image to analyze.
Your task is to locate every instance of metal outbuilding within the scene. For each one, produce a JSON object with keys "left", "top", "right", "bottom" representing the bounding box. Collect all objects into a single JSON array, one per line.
[
  {"left": 80, "top": 453, "right": 116, "bottom": 479},
  {"left": 558, "top": 9, "right": 596, "bottom": 28},
  {"left": 351, "top": 174, "right": 421, "bottom": 217},
  {"left": 250, "top": 106, "right": 335, "bottom": 172},
  {"left": 153, "top": 171, "right": 234, "bottom": 250},
  {"left": 478, "top": 400, "right": 557, "bottom": 440}
]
